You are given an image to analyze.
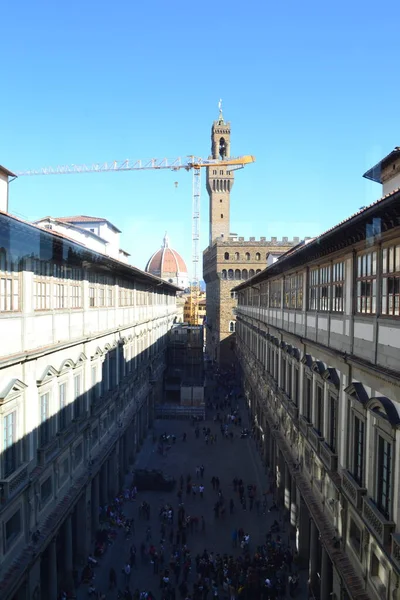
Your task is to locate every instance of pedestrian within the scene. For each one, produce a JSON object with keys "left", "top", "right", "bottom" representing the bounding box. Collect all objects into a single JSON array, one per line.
[
  {"left": 123, "top": 562, "right": 131, "bottom": 587},
  {"left": 200, "top": 465, "right": 205, "bottom": 478},
  {"left": 199, "top": 484, "right": 204, "bottom": 498},
  {"left": 109, "top": 567, "right": 117, "bottom": 589}
]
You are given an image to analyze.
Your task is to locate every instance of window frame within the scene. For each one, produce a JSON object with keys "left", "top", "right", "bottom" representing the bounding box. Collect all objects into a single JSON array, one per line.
[
  {"left": 381, "top": 242, "right": 400, "bottom": 317},
  {"left": 356, "top": 250, "right": 377, "bottom": 315}
]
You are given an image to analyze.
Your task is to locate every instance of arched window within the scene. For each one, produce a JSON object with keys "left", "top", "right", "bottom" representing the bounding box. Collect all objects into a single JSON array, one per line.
[
  {"left": 224, "top": 252, "right": 229, "bottom": 260},
  {"left": 220, "top": 199, "right": 223, "bottom": 203},
  {"left": 229, "top": 321, "right": 236, "bottom": 333},
  {"left": 212, "top": 181, "right": 216, "bottom": 191},
  {"left": 249, "top": 269, "right": 255, "bottom": 278},
  {"left": 242, "top": 269, "right": 248, "bottom": 280},
  {"left": 235, "top": 269, "right": 241, "bottom": 280},
  {"left": 221, "top": 270, "right": 227, "bottom": 279},
  {"left": 255, "top": 252, "right": 261, "bottom": 261},
  {"left": 228, "top": 269, "right": 234, "bottom": 280},
  {"left": 228, "top": 181, "right": 231, "bottom": 192},
  {"left": 256, "top": 269, "right": 261, "bottom": 274},
  {"left": 221, "top": 214, "right": 224, "bottom": 219},
  {"left": 235, "top": 252, "right": 239, "bottom": 260},
  {"left": 245, "top": 252, "right": 250, "bottom": 261}
]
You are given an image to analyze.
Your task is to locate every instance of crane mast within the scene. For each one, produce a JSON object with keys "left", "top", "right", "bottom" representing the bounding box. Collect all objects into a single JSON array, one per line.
[{"left": 14, "top": 154, "right": 255, "bottom": 317}]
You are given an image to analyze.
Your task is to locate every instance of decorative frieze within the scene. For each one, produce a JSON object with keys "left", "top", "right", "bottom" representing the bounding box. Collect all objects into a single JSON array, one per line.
[{"left": 0, "top": 464, "right": 29, "bottom": 504}]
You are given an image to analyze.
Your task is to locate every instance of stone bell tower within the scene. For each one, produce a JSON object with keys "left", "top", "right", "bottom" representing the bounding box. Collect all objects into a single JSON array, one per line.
[{"left": 206, "top": 102, "right": 234, "bottom": 246}]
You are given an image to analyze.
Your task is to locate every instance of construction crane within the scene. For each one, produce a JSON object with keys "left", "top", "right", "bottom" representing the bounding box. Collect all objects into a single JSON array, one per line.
[{"left": 15, "top": 154, "right": 255, "bottom": 322}]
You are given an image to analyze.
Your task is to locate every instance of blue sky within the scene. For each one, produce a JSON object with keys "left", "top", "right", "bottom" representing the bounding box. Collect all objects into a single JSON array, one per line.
[{"left": 1, "top": 0, "right": 399, "bottom": 275}]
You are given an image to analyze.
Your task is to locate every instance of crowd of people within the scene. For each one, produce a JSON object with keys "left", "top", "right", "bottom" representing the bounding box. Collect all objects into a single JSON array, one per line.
[{"left": 72, "top": 364, "right": 301, "bottom": 600}]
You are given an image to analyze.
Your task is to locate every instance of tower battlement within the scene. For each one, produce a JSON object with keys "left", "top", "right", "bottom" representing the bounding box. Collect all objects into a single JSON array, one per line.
[{"left": 227, "top": 235, "right": 302, "bottom": 245}]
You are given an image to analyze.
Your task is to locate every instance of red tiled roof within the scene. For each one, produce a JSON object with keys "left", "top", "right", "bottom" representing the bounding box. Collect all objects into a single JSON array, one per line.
[{"left": 146, "top": 247, "right": 187, "bottom": 275}]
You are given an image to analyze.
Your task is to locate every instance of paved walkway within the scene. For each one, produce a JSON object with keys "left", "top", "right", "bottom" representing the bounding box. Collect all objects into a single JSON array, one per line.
[{"left": 76, "top": 401, "right": 308, "bottom": 599}]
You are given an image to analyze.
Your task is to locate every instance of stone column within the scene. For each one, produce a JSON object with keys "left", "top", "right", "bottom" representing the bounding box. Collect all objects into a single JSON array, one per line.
[
  {"left": 298, "top": 499, "right": 310, "bottom": 567},
  {"left": 320, "top": 546, "right": 333, "bottom": 600},
  {"left": 48, "top": 538, "right": 58, "bottom": 600},
  {"left": 100, "top": 462, "right": 108, "bottom": 506},
  {"left": 91, "top": 474, "right": 100, "bottom": 535},
  {"left": 64, "top": 515, "right": 73, "bottom": 588},
  {"left": 108, "top": 453, "right": 116, "bottom": 500},
  {"left": 284, "top": 463, "right": 291, "bottom": 512},
  {"left": 309, "top": 519, "right": 320, "bottom": 596},
  {"left": 290, "top": 477, "right": 297, "bottom": 540}
]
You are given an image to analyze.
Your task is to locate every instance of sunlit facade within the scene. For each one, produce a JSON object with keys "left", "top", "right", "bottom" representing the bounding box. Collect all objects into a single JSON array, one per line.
[
  {"left": 235, "top": 178, "right": 400, "bottom": 600},
  {"left": 0, "top": 210, "right": 178, "bottom": 599}
]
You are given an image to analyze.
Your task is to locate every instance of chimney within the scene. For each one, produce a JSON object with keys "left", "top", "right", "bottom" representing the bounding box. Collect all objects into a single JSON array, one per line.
[{"left": 0, "top": 166, "right": 16, "bottom": 213}]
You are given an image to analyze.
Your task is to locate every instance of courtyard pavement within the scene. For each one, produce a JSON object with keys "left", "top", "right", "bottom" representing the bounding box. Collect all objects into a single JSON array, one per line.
[{"left": 76, "top": 399, "right": 308, "bottom": 599}]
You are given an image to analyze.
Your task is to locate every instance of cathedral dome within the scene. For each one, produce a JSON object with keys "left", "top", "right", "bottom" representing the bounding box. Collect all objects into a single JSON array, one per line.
[{"left": 146, "top": 234, "right": 189, "bottom": 289}]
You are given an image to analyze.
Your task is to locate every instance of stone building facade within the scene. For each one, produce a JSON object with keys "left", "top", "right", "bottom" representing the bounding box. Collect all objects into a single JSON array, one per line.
[
  {"left": 204, "top": 237, "right": 297, "bottom": 365},
  {"left": 202, "top": 108, "right": 300, "bottom": 365},
  {"left": 0, "top": 189, "right": 178, "bottom": 599},
  {"left": 233, "top": 152, "right": 400, "bottom": 600}
]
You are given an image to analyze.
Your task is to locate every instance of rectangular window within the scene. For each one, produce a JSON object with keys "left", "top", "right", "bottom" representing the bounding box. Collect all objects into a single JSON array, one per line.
[
  {"left": 382, "top": 244, "right": 400, "bottom": 316},
  {"left": 332, "top": 262, "right": 345, "bottom": 312},
  {"left": 270, "top": 280, "right": 281, "bottom": 308},
  {"left": 107, "top": 287, "right": 113, "bottom": 307},
  {"left": 304, "top": 377, "right": 312, "bottom": 422},
  {"left": 40, "top": 475, "right": 52, "bottom": 505},
  {"left": 376, "top": 435, "right": 391, "bottom": 519},
  {"left": 315, "top": 385, "right": 324, "bottom": 436},
  {"left": 293, "top": 367, "right": 299, "bottom": 406},
  {"left": 284, "top": 274, "right": 303, "bottom": 309},
  {"left": 287, "top": 362, "right": 292, "bottom": 399},
  {"left": 70, "top": 284, "right": 82, "bottom": 308},
  {"left": 90, "top": 366, "right": 97, "bottom": 403},
  {"left": 349, "top": 519, "right": 361, "bottom": 556},
  {"left": 54, "top": 283, "right": 66, "bottom": 309},
  {"left": 89, "top": 286, "right": 96, "bottom": 307},
  {"left": 59, "top": 383, "right": 67, "bottom": 431},
  {"left": 35, "top": 281, "right": 50, "bottom": 310},
  {"left": 98, "top": 286, "right": 105, "bottom": 307},
  {"left": 319, "top": 265, "right": 331, "bottom": 311},
  {"left": 281, "top": 355, "right": 286, "bottom": 390},
  {"left": 0, "top": 276, "right": 19, "bottom": 312},
  {"left": 5, "top": 509, "right": 21, "bottom": 549},
  {"left": 309, "top": 268, "right": 318, "bottom": 310},
  {"left": 74, "top": 374, "right": 83, "bottom": 418},
  {"left": 39, "top": 393, "right": 50, "bottom": 446},
  {"left": 353, "top": 416, "right": 364, "bottom": 486},
  {"left": 328, "top": 395, "right": 337, "bottom": 453},
  {"left": 356, "top": 251, "right": 377, "bottom": 314},
  {"left": 4, "top": 411, "right": 16, "bottom": 477}
]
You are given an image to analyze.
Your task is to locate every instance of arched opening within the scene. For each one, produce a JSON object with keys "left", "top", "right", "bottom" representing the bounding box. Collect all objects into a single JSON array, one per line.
[
  {"left": 219, "top": 137, "right": 227, "bottom": 159},
  {"left": 224, "top": 252, "right": 229, "bottom": 260},
  {"left": 228, "top": 269, "right": 234, "bottom": 280},
  {"left": 256, "top": 269, "right": 261, "bottom": 274},
  {"left": 221, "top": 270, "right": 227, "bottom": 279},
  {"left": 235, "top": 252, "right": 239, "bottom": 260},
  {"left": 221, "top": 214, "right": 224, "bottom": 219},
  {"left": 235, "top": 269, "right": 241, "bottom": 280},
  {"left": 245, "top": 252, "right": 250, "bottom": 261},
  {"left": 256, "top": 252, "right": 261, "bottom": 261},
  {"left": 220, "top": 199, "right": 223, "bottom": 203},
  {"left": 229, "top": 321, "right": 236, "bottom": 333},
  {"left": 242, "top": 269, "right": 248, "bottom": 280},
  {"left": 249, "top": 269, "right": 255, "bottom": 277}
]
